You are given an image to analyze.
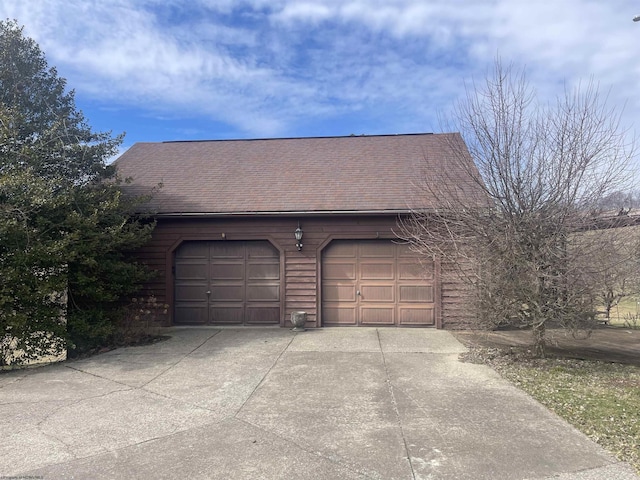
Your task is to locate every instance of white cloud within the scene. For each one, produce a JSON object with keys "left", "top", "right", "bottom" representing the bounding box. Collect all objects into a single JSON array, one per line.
[
  {"left": 2, "top": 0, "right": 296, "bottom": 135},
  {"left": 277, "top": 3, "right": 333, "bottom": 23},
  {"left": 1, "top": 0, "right": 638, "bottom": 138}
]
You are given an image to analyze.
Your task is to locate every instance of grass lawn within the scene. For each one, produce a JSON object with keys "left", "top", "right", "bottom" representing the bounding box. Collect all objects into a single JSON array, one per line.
[
  {"left": 602, "top": 296, "right": 640, "bottom": 328},
  {"left": 463, "top": 349, "right": 640, "bottom": 474}
]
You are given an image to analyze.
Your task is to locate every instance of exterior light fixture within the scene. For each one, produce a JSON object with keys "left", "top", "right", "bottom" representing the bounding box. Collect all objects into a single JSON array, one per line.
[{"left": 295, "top": 223, "right": 303, "bottom": 251}]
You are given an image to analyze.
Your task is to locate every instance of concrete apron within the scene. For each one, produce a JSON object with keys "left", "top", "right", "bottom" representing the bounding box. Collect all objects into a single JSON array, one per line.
[{"left": 0, "top": 327, "right": 637, "bottom": 480}]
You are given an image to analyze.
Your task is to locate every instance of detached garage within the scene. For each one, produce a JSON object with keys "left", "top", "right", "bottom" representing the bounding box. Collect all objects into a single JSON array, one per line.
[{"left": 114, "top": 133, "right": 482, "bottom": 329}]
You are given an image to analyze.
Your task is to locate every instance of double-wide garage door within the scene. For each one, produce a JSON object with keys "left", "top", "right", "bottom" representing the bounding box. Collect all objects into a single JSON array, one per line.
[
  {"left": 174, "top": 241, "right": 280, "bottom": 325},
  {"left": 322, "top": 240, "right": 437, "bottom": 326}
]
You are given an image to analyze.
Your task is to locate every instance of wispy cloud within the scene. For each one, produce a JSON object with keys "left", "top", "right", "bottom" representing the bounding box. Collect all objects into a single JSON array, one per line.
[{"left": 2, "top": 0, "right": 638, "bottom": 138}]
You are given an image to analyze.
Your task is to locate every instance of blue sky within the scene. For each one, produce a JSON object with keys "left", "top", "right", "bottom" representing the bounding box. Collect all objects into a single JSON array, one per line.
[{"left": 2, "top": 1, "right": 639, "bottom": 158}]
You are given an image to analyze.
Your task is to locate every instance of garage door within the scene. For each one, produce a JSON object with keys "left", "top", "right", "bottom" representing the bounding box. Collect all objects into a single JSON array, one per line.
[
  {"left": 322, "top": 240, "right": 437, "bottom": 326},
  {"left": 174, "top": 241, "right": 280, "bottom": 325}
]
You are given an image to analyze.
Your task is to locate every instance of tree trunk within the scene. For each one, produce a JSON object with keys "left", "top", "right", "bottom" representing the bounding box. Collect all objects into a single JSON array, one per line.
[
  {"left": 532, "top": 321, "right": 546, "bottom": 358},
  {"left": 532, "top": 272, "right": 547, "bottom": 358},
  {"left": 604, "top": 290, "right": 613, "bottom": 323}
]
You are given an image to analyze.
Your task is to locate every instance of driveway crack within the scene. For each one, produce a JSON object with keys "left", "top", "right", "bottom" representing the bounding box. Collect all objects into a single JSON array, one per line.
[
  {"left": 65, "top": 364, "right": 136, "bottom": 390},
  {"left": 0, "top": 372, "right": 30, "bottom": 389},
  {"left": 376, "top": 329, "right": 417, "bottom": 480},
  {"left": 233, "top": 333, "right": 296, "bottom": 417},
  {"left": 35, "top": 387, "right": 134, "bottom": 427},
  {"left": 234, "top": 417, "right": 376, "bottom": 479},
  {"left": 138, "top": 329, "right": 223, "bottom": 389}
]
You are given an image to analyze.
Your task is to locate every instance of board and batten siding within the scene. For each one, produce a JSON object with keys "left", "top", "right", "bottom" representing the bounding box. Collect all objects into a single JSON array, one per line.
[{"left": 132, "top": 215, "right": 469, "bottom": 328}]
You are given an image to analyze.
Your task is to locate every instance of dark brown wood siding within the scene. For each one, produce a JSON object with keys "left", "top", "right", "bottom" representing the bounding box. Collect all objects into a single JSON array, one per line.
[
  {"left": 440, "top": 259, "right": 476, "bottom": 329},
  {"left": 132, "top": 215, "right": 470, "bottom": 328}
]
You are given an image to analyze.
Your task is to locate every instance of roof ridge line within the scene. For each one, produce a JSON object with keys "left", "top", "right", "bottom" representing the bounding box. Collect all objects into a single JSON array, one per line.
[{"left": 161, "top": 132, "right": 437, "bottom": 144}]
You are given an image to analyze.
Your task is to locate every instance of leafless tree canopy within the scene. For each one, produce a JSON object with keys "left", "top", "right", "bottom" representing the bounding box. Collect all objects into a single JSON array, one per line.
[{"left": 399, "top": 60, "right": 637, "bottom": 355}]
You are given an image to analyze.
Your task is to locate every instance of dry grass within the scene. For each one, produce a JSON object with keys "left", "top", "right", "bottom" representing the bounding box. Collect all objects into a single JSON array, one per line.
[
  {"left": 462, "top": 347, "right": 640, "bottom": 474},
  {"left": 607, "top": 297, "right": 640, "bottom": 327}
]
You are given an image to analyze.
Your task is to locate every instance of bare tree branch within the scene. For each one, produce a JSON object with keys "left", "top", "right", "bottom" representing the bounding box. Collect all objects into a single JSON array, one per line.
[{"left": 399, "top": 59, "right": 637, "bottom": 356}]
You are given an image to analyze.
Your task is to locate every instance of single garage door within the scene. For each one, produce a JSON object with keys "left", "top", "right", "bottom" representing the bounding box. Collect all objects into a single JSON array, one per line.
[
  {"left": 322, "top": 240, "right": 437, "bottom": 326},
  {"left": 174, "top": 241, "right": 280, "bottom": 325}
]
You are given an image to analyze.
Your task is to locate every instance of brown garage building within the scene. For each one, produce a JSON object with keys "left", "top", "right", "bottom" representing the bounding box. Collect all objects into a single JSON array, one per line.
[{"left": 115, "top": 133, "right": 481, "bottom": 328}]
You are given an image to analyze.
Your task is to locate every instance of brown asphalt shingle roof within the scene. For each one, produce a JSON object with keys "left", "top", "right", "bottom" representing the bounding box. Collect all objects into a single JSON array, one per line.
[{"left": 114, "top": 133, "right": 482, "bottom": 215}]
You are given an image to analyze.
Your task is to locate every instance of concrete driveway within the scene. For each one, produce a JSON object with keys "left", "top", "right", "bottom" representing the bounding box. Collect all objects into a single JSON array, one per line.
[{"left": 1, "top": 327, "right": 637, "bottom": 480}]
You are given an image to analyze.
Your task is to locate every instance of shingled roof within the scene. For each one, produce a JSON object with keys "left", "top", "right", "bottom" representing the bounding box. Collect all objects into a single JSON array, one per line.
[{"left": 114, "top": 133, "right": 481, "bottom": 216}]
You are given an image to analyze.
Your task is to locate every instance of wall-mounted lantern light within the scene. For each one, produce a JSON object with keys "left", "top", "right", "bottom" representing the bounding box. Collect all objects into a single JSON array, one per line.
[{"left": 295, "top": 223, "right": 303, "bottom": 251}]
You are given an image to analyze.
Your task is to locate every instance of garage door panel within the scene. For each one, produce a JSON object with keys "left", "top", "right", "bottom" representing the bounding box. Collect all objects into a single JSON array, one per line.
[
  {"left": 399, "top": 262, "right": 432, "bottom": 280},
  {"left": 175, "top": 263, "right": 208, "bottom": 280},
  {"left": 211, "top": 243, "right": 244, "bottom": 258},
  {"left": 399, "top": 285, "right": 433, "bottom": 303},
  {"left": 208, "top": 285, "right": 243, "bottom": 301},
  {"left": 174, "top": 305, "right": 208, "bottom": 324},
  {"left": 247, "top": 284, "right": 280, "bottom": 302},
  {"left": 247, "top": 243, "right": 279, "bottom": 258},
  {"left": 324, "top": 242, "right": 357, "bottom": 258},
  {"left": 360, "top": 307, "right": 395, "bottom": 325},
  {"left": 399, "top": 307, "right": 435, "bottom": 326},
  {"left": 323, "top": 284, "right": 356, "bottom": 302},
  {"left": 360, "top": 284, "right": 394, "bottom": 302},
  {"left": 397, "top": 243, "right": 416, "bottom": 258},
  {"left": 246, "top": 306, "right": 280, "bottom": 324},
  {"left": 323, "top": 307, "right": 357, "bottom": 325},
  {"left": 323, "top": 263, "right": 356, "bottom": 280},
  {"left": 247, "top": 263, "right": 280, "bottom": 280},
  {"left": 210, "top": 263, "right": 244, "bottom": 280},
  {"left": 175, "top": 285, "right": 207, "bottom": 302},
  {"left": 360, "top": 242, "right": 394, "bottom": 257},
  {"left": 176, "top": 242, "right": 209, "bottom": 258},
  {"left": 360, "top": 263, "right": 394, "bottom": 280},
  {"left": 210, "top": 306, "right": 244, "bottom": 324}
]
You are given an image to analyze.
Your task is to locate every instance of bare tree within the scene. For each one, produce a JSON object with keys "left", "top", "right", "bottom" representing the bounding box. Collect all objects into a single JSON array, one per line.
[
  {"left": 399, "top": 60, "right": 636, "bottom": 356},
  {"left": 577, "top": 227, "right": 640, "bottom": 323},
  {"left": 596, "top": 190, "right": 640, "bottom": 213}
]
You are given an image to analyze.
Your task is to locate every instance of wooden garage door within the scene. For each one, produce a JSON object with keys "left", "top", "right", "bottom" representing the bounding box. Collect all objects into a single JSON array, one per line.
[
  {"left": 322, "top": 240, "right": 437, "bottom": 326},
  {"left": 174, "top": 241, "right": 280, "bottom": 325}
]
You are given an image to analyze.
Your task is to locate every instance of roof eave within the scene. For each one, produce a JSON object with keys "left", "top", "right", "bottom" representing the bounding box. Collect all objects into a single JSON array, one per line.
[{"left": 150, "top": 209, "right": 422, "bottom": 218}]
